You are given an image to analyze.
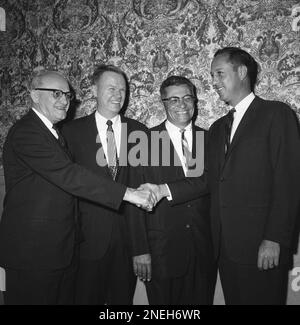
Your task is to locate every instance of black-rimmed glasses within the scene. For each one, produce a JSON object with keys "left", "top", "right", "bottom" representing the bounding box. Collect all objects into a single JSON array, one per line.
[
  {"left": 162, "top": 95, "right": 195, "bottom": 106},
  {"left": 34, "top": 88, "right": 74, "bottom": 101}
]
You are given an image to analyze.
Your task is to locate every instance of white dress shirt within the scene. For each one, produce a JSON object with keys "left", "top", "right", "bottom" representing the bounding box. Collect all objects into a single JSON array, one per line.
[
  {"left": 165, "top": 120, "right": 193, "bottom": 176},
  {"left": 31, "top": 108, "right": 58, "bottom": 139},
  {"left": 230, "top": 92, "right": 255, "bottom": 142},
  {"left": 95, "top": 111, "right": 121, "bottom": 159}
]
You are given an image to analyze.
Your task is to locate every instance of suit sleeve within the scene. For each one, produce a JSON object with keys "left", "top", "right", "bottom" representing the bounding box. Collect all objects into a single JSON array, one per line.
[
  {"left": 124, "top": 164, "right": 149, "bottom": 256},
  {"left": 11, "top": 125, "right": 126, "bottom": 210},
  {"left": 264, "top": 104, "right": 300, "bottom": 247},
  {"left": 167, "top": 129, "right": 210, "bottom": 205}
]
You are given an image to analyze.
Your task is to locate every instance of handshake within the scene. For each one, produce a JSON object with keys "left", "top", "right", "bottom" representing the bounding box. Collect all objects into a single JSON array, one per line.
[{"left": 123, "top": 183, "right": 170, "bottom": 211}]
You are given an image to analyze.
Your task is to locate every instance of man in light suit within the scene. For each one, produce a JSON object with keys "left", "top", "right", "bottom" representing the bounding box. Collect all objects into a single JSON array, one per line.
[
  {"left": 0, "top": 70, "right": 154, "bottom": 305},
  {"left": 142, "top": 47, "right": 300, "bottom": 304},
  {"left": 143, "top": 76, "right": 216, "bottom": 304},
  {"left": 62, "top": 64, "right": 151, "bottom": 305}
]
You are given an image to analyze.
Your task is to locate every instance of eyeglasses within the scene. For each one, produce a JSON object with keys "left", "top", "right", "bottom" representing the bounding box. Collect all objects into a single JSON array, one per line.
[
  {"left": 34, "top": 88, "right": 74, "bottom": 101},
  {"left": 162, "top": 95, "right": 195, "bottom": 106}
]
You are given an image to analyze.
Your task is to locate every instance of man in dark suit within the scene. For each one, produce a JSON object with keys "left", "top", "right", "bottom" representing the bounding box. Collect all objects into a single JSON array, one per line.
[
  {"left": 0, "top": 70, "right": 155, "bottom": 305},
  {"left": 143, "top": 47, "right": 300, "bottom": 304},
  {"left": 62, "top": 65, "right": 151, "bottom": 305},
  {"left": 143, "top": 76, "right": 216, "bottom": 305}
]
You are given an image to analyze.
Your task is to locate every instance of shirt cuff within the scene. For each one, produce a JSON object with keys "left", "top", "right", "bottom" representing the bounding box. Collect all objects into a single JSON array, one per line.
[{"left": 165, "top": 184, "right": 173, "bottom": 201}]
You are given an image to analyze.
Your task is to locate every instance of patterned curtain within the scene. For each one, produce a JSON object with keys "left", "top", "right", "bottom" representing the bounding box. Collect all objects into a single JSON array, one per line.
[{"left": 0, "top": 0, "right": 299, "bottom": 167}]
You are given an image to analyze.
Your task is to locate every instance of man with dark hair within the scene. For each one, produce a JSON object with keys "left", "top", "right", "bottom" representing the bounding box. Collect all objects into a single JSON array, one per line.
[
  {"left": 0, "top": 70, "right": 154, "bottom": 305},
  {"left": 142, "top": 47, "right": 300, "bottom": 304},
  {"left": 62, "top": 64, "right": 151, "bottom": 305},
  {"left": 143, "top": 75, "right": 216, "bottom": 305}
]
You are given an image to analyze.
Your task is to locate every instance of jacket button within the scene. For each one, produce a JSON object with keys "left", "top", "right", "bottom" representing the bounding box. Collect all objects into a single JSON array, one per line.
[
  {"left": 187, "top": 204, "right": 191, "bottom": 208},
  {"left": 186, "top": 224, "right": 190, "bottom": 228},
  {"left": 220, "top": 177, "right": 224, "bottom": 182}
]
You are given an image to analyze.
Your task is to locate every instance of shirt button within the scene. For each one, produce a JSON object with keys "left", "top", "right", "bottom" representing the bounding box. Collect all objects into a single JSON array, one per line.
[
  {"left": 187, "top": 204, "right": 191, "bottom": 208},
  {"left": 186, "top": 224, "right": 190, "bottom": 228}
]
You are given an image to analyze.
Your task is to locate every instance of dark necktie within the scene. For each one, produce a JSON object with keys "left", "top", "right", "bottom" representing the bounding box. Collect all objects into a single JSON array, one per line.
[
  {"left": 52, "top": 124, "right": 67, "bottom": 148},
  {"left": 224, "top": 108, "right": 236, "bottom": 155},
  {"left": 179, "top": 128, "right": 191, "bottom": 170},
  {"left": 106, "top": 120, "right": 119, "bottom": 180}
]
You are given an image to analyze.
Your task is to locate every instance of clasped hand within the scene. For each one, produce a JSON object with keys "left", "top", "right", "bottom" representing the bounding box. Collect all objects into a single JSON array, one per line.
[{"left": 123, "top": 183, "right": 168, "bottom": 211}]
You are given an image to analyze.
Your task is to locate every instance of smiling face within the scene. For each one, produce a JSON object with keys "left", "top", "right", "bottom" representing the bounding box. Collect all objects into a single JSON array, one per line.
[
  {"left": 211, "top": 53, "right": 248, "bottom": 107},
  {"left": 163, "top": 84, "right": 195, "bottom": 128},
  {"left": 93, "top": 71, "right": 126, "bottom": 119},
  {"left": 30, "top": 72, "right": 70, "bottom": 124}
]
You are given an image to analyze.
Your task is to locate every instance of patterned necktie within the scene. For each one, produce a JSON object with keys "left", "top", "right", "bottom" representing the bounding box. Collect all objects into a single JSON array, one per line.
[
  {"left": 224, "top": 108, "right": 236, "bottom": 155},
  {"left": 106, "top": 120, "right": 119, "bottom": 180},
  {"left": 52, "top": 124, "right": 67, "bottom": 148},
  {"left": 179, "top": 128, "right": 191, "bottom": 169}
]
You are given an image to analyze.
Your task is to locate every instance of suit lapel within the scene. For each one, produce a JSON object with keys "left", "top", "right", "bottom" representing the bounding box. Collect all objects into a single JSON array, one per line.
[
  {"left": 117, "top": 115, "right": 129, "bottom": 180},
  {"left": 161, "top": 122, "right": 185, "bottom": 179},
  {"left": 218, "top": 120, "right": 227, "bottom": 172},
  {"left": 29, "top": 110, "right": 71, "bottom": 158},
  {"left": 222, "top": 96, "right": 260, "bottom": 170},
  {"left": 89, "top": 112, "right": 112, "bottom": 178}
]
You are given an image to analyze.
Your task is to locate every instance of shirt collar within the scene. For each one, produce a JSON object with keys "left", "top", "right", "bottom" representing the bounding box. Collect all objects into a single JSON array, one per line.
[
  {"left": 234, "top": 92, "right": 255, "bottom": 114},
  {"left": 165, "top": 120, "right": 192, "bottom": 133},
  {"left": 31, "top": 107, "right": 54, "bottom": 130},
  {"left": 95, "top": 111, "right": 120, "bottom": 130}
]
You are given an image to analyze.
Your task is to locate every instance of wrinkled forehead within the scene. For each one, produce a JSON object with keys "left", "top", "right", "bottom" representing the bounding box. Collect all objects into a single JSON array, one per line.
[
  {"left": 39, "top": 72, "right": 70, "bottom": 91},
  {"left": 164, "top": 84, "right": 193, "bottom": 97}
]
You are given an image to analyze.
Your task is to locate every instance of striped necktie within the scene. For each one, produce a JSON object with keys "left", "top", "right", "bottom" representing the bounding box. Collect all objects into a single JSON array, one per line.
[
  {"left": 179, "top": 128, "right": 191, "bottom": 170},
  {"left": 106, "top": 120, "right": 119, "bottom": 180}
]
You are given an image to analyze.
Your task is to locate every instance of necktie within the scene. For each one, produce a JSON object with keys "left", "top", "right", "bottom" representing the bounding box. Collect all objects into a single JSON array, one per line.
[
  {"left": 224, "top": 108, "right": 236, "bottom": 155},
  {"left": 52, "top": 124, "right": 67, "bottom": 148},
  {"left": 179, "top": 128, "right": 191, "bottom": 170},
  {"left": 106, "top": 120, "right": 119, "bottom": 180}
]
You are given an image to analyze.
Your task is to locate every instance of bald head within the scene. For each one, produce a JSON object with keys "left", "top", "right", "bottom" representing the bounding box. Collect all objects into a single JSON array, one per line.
[
  {"left": 30, "top": 70, "right": 71, "bottom": 124},
  {"left": 30, "top": 70, "right": 68, "bottom": 90}
]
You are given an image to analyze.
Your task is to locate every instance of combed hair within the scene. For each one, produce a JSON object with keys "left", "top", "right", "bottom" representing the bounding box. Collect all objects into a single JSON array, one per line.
[
  {"left": 214, "top": 47, "right": 258, "bottom": 92},
  {"left": 91, "top": 64, "right": 128, "bottom": 85},
  {"left": 160, "top": 75, "right": 196, "bottom": 98}
]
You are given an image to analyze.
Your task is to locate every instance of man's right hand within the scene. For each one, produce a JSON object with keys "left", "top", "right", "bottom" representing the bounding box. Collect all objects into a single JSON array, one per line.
[{"left": 138, "top": 183, "right": 169, "bottom": 205}]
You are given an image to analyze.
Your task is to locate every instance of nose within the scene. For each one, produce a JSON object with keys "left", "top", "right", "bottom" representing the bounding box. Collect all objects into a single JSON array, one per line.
[
  {"left": 59, "top": 93, "right": 68, "bottom": 105},
  {"left": 179, "top": 99, "right": 186, "bottom": 109}
]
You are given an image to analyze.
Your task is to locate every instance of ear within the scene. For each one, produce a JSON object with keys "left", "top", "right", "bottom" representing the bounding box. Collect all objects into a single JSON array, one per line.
[
  {"left": 238, "top": 65, "right": 248, "bottom": 81},
  {"left": 30, "top": 89, "right": 39, "bottom": 103},
  {"left": 91, "top": 85, "right": 97, "bottom": 98}
]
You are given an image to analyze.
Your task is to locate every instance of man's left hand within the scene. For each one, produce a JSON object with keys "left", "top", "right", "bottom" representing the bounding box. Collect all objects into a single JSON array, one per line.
[{"left": 133, "top": 254, "right": 151, "bottom": 282}]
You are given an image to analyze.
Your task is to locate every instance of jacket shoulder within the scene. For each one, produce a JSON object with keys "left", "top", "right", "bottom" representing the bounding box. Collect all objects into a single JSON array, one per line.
[
  {"left": 62, "top": 113, "right": 93, "bottom": 133},
  {"left": 150, "top": 121, "right": 166, "bottom": 132},
  {"left": 122, "top": 116, "right": 149, "bottom": 132},
  {"left": 7, "top": 110, "right": 41, "bottom": 139}
]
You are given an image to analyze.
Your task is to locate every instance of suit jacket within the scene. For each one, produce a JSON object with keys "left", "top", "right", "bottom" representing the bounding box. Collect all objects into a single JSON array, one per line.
[
  {"left": 144, "top": 121, "right": 214, "bottom": 278},
  {"left": 168, "top": 97, "right": 300, "bottom": 265},
  {"left": 62, "top": 113, "right": 149, "bottom": 260},
  {"left": 0, "top": 109, "right": 126, "bottom": 270}
]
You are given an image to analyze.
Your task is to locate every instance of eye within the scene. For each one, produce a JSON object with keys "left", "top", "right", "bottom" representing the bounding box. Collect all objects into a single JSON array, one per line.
[
  {"left": 183, "top": 95, "right": 194, "bottom": 103},
  {"left": 169, "top": 98, "right": 179, "bottom": 106},
  {"left": 52, "top": 90, "right": 63, "bottom": 99}
]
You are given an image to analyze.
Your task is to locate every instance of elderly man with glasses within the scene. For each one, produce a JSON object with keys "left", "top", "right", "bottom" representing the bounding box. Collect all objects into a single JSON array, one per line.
[{"left": 0, "top": 70, "right": 155, "bottom": 305}]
